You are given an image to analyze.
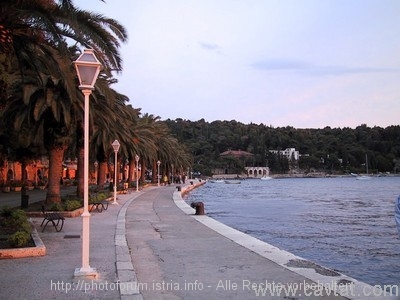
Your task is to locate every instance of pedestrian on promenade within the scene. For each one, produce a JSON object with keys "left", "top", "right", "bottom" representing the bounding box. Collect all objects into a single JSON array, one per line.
[{"left": 163, "top": 175, "right": 168, "bottom": 186}]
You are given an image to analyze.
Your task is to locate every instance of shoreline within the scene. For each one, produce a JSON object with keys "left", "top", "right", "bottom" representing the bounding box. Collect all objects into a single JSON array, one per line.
[
  {"left": 210, "top": 173, "right": 400, "bottom": 180},
  {"left": 177, "top": 179, "right": 398, "bottom": 299}
]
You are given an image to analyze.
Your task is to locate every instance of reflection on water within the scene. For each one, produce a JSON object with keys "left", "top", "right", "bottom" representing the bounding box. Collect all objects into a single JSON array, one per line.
[{"left": 185, "top": 177, "right": 400, "bottom": 286}]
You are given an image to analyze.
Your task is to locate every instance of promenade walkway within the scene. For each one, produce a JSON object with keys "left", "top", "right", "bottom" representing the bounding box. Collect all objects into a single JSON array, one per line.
[{"left": 0, "top": 181, "right": 396, "bottom": 299}]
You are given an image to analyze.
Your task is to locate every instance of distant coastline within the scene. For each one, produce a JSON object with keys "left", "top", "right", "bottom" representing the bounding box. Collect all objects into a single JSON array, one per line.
[{"left": 210, "top": 173, "right": 400, "bottom": 179}]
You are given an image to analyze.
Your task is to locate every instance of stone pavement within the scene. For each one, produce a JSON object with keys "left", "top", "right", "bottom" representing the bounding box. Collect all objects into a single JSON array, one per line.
[
  {"left": 0, "top": 181, "right": 397, "bottom": 299},
  {"left": 124, "top": 184, "right": 397, "bottom": 300},
  {"left": 0, "top": 186, "right": 142, "bottom": 300}
]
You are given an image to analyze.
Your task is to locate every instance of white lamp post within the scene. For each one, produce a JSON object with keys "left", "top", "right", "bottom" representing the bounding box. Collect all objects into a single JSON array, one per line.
[
  {"left": 157, "top": 160, "right": 161, "bottom": 186},
  {"left": 73, "top": 49, "right": 101, "bottom": 278},
  {"left": 135, "top": 154, "right": 139, "bottom": 191},
  {"left": 112, "top": 140, "right": 120, "bottom": 204}
]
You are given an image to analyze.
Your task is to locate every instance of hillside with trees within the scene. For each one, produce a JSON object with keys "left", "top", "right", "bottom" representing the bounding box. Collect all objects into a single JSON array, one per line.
[{"left": 164, "top": 119, "right": 400, "bottom": 177}]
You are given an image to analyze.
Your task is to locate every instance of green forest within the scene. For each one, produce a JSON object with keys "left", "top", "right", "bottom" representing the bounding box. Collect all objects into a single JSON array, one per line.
[{"left": 164, "top": 119, "right": 400, "bottom": 177}]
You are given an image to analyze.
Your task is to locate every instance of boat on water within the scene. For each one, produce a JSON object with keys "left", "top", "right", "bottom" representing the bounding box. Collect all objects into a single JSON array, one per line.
[
  {"left": 224, "top": 180, "right": 241, "bottom": 184},
  {"left": 356, "top": 175, "right": 372, "bottom": 180},
  {"left": 356, "top": 154, "right": 372, "bottom": 180},
  {"left": 260, "top": 176, "right": 273, "bottom": 180},
  {"left": 209, "top": 179, "right": 224, "bottom": 183}
]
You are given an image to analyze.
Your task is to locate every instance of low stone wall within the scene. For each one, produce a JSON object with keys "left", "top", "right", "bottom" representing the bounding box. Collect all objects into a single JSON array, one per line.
[{"left": 180, "top": 180, "right": 206, "bottom": 196}]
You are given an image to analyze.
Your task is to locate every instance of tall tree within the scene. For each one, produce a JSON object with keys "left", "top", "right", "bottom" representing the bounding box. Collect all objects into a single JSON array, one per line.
[{"left": 0, "top": 0, "right": 127, "bottom": 203}]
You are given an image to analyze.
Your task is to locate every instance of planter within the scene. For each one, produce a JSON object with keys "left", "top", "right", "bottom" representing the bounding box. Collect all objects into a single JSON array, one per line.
[
  {"left": 11, "top": 186, "right": 22, "bottom": 192},
  {"left": 0, "top": 225, "right": 46, "bottom": 259},
  {"left": 26, "top": 186, "right": 34, "bottom": 191},
  {"left": 2, "top": 186, "right": 10, "bottom": 193},
  {"left": 37, "top": 186, "right": 46, "bottom": 190}
]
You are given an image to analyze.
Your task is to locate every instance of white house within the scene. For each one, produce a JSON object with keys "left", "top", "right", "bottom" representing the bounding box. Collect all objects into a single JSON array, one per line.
[{"left": 269, "top": 148, "right": 300, "bottom": 161}]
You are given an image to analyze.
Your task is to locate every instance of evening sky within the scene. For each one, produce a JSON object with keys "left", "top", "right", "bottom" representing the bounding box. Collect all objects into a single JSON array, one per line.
[{"left": 76, "top": 0, "right": 400, "bottom": 129}]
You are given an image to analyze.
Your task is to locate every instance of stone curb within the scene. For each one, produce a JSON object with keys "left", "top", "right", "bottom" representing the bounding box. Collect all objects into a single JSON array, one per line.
[
  {"left": 115, "top": 193, "right": 144, "bottom": 300},
  {"left": 175, "top": 181, "right": 396, "bottom": 300}
]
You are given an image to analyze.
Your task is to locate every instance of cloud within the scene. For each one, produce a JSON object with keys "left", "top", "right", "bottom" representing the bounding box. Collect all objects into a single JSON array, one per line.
[
  {"left": 251, "top": 59, "right": 400, "bottom": 76},
  {"left": 252, "top": 59, "right": 312, "bottom": 71},
  {"left": 199, "top": 42, "right": 221, "bottom": 53}
]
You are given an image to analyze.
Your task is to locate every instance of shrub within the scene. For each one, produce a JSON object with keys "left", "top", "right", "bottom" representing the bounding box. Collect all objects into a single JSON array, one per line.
[
  {"left": 64, "top": 200, "right": 82, "bottom": 211},
  {"left": 1, "top": 208, "right": 32, "bottom": 247},
  {"left": 3, "top": 209, "right": 31, "bottom": 233},
  {"left": 89, "top": 192, "right": 110, "bottom": 203},
  {"left": 0, "top": 206, "right": 13, "bottom": 218},
  {"left": 96, "top": 192, "right": 109, "bottom": 201},
  {"left": 50, "top": 203, "right": 64, "bottom": 211},
  {"left": 8, "top": 231, "right": 30, "bottom": 247},
  {"left": 23, "top": 180, "right": 34, "bottom": 187},
  {"left": 10, "top": 180, "right": 22, "bottom": 187}
]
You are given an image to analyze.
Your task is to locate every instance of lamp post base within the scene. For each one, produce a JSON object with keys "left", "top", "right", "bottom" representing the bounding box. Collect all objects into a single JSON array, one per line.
[{"left": 74, "top": 267, "right": 98, "bottom": 278}]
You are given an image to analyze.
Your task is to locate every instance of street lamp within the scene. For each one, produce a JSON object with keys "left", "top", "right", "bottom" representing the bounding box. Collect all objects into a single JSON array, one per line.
[
  {"left": 157, "top": 160, "right": 161, "bottom": 186},
  {"left": 135, "top": 154, "right": 139, "bottom": 192},
  {"left": 111, "top": 140, "right": 120, "bottom": 204},
  {"left": 73, "top": 49, "right": 101, "bottom": 278}
]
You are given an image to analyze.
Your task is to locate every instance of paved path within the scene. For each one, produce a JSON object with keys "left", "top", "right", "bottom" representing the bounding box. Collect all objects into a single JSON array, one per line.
[
  {"left": 0, "top": 182, "right": 397, "bottom": 299},
  {"left": 0, "top": 188, "right": 140, "bottom": 300},
  {"left": 125, "top": 186, "right": 354, "bottom": 299}
]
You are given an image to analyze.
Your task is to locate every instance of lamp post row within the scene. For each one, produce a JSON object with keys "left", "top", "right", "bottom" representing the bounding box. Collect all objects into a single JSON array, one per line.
[{"left": 73, "top": 48, "right": 162, "bottom": 279}]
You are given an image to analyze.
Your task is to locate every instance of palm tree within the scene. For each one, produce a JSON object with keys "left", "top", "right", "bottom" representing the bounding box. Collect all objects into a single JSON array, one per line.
[
  {"left": 134, "top": 114, "right": 192, "bottom": 184},
  {"left": 4, "top": 63, "right": 80, "bottom": 202},
  {"left": 73, "top": 75, "right": 130, "bottom": 195},
  {"left": 1, "top": 1, "right": 128, "bottom": 203}
]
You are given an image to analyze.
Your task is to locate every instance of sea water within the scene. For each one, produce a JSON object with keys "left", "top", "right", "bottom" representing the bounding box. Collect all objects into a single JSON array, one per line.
[{"left": 184, "top": 176, "right": 400, "bottom": 287}]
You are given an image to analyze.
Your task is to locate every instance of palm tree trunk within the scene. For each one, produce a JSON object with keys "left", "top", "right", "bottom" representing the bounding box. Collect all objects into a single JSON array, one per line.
[
  {"left": 151, "top": 160, "right": 157, "bottom": 184},
  {"left": 97, "top": 161, "right": 107, "bottom": 189},
  {"left": 128, "top": 160, "right": 135, "bottom": 183},
  {"left": 77, "top": 146, "right": 84, "bottom": 198},
  {"left": 46, "top": 146, "right": 65, "bottom": 204},
  {"left": 140, "top": 161, "right": 146, "bottom": 183},
  {"left": 20, "top": 160, "right": 27, "bottom": 181}
]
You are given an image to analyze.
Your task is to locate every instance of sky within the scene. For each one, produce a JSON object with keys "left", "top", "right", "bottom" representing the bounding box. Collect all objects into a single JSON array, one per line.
[{"left": 76, "top": 0, "right": 400, "bottom": 129}]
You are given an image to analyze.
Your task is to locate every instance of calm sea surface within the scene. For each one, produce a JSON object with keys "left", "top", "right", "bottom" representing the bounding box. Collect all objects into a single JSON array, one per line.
[{"left": 184, "top": 176, "right": 400, "bottom": 287}]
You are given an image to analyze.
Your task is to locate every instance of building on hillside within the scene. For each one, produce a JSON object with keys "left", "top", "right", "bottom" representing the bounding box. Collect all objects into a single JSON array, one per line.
[
  {"left": 269, "top": 148, "right": 300, "bottom": 161},
  {"left": 245, "top": 167, "right": 270, "bottom": 178},
  {"left": 219, "top": 149, "right": 254, "bottom": 159},
  {"left": 211, "top": 149, "right": 254, "bottom": 175}
]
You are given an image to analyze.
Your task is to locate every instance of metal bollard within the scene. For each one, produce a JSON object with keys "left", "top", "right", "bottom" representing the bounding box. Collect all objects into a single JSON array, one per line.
[{"left": 191, "top": 202, "right": 205, "bottom": 215}]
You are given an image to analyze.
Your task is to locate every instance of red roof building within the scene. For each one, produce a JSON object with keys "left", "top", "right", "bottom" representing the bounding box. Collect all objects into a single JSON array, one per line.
[{"left": 219, "top": 150, "right": 254, "bottom": 159}]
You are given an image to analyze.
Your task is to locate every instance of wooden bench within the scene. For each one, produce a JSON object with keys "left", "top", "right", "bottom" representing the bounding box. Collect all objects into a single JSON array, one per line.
[
  {"left": 89, "top": 200, "right": 109, "bottom": 213},
  {"left": 41, "top": 205, "right": 65, "bottom": 232}
]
